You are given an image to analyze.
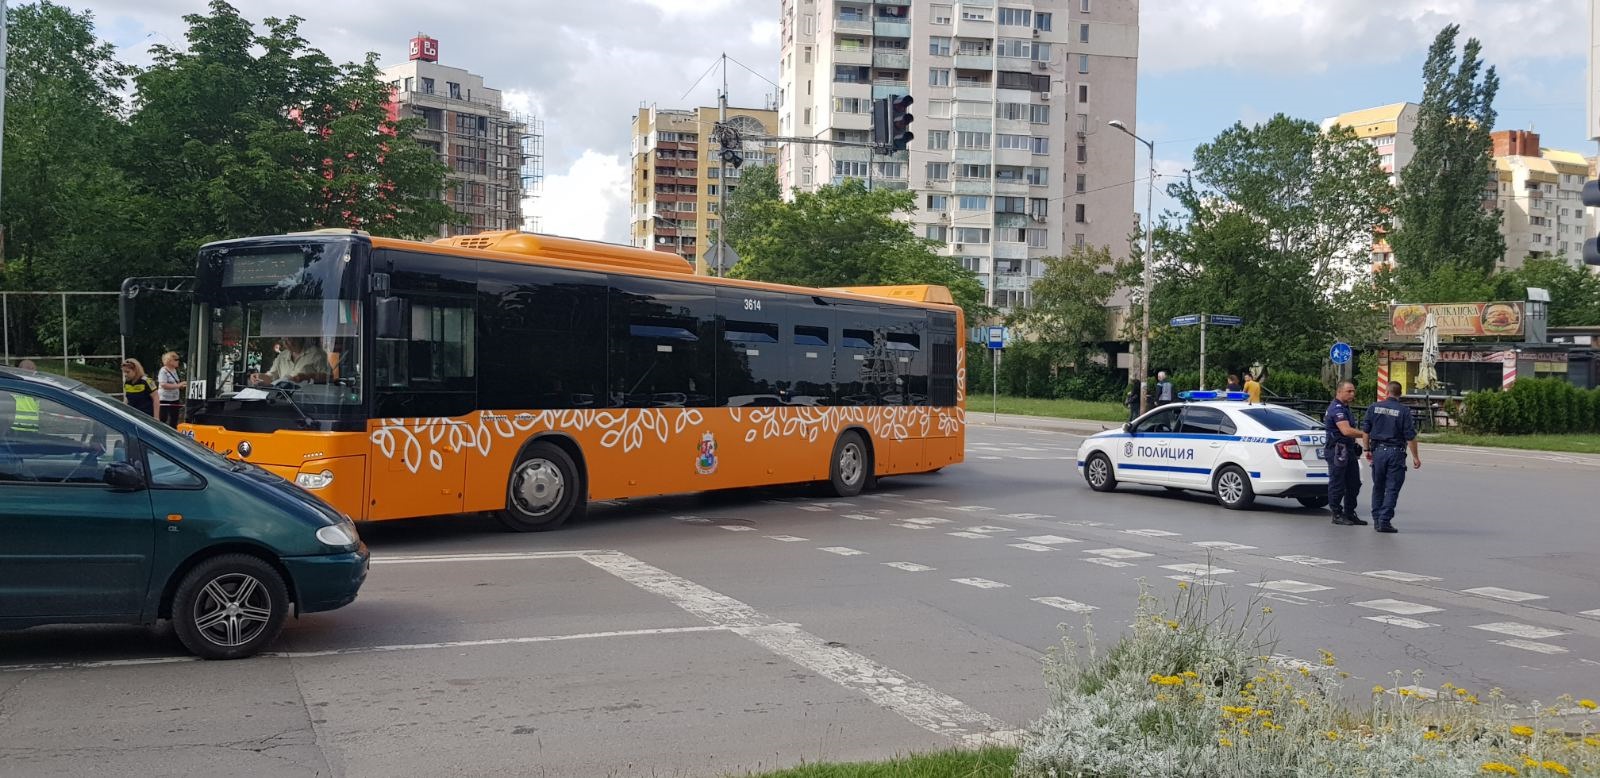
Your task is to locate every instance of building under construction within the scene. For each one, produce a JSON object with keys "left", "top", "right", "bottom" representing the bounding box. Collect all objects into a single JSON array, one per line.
[{"left": 382, "top": 35, "right": 544, "bottom": 236}]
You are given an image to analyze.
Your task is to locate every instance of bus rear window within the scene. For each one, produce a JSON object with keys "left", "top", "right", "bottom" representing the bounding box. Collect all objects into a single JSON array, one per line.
[{"left": 1241, "top": 407, "right": 1321, "bottom": 431}]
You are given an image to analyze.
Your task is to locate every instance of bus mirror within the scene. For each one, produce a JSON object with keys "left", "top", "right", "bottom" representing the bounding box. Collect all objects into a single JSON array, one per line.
[{"left": 375, "top": 296, "right": 409, "bottom": 340}]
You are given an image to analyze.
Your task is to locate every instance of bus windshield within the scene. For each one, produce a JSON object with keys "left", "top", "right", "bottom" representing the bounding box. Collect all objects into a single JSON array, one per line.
[{"left": 190, "top": 238, "right": 365, "bottom": 428}]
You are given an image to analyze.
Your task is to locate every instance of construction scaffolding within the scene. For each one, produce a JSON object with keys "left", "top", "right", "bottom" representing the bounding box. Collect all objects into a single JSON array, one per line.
[
  {"left": 521, "top": 114, "right": 545, "bottom": 232},
  {"left": 398, "top": 88, "right": 535, "bottom": 236}
]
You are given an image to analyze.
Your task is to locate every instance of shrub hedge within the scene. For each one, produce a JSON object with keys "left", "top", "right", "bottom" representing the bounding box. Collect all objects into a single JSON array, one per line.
[{"left": 1459, "top": 378, "right": 1600, "bottom": 435}]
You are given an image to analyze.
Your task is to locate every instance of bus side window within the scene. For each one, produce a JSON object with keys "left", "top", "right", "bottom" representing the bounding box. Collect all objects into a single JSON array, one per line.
[
  {"left": 373, "top": 294, "right": 476, "bottom": 418},
  {"left": 929, "top": 311, "right": 959, "bottom": 407},
  {"left": 608, "top": 277, "right": 715, "bottom": 408}
]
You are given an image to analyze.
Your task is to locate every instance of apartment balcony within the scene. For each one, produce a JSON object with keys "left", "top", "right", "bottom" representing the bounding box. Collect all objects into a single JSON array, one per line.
[
  {"left": 654, "top": 226, "right": 679, "bottom": 238},
  {"left": 952, "top": 117, "right": 994, "bottom": 134},
  {"left": 994, "top": 274, "right": 1031, "bottom": 291},
  {"left": 834, "top": 17, "right": 872, "bottom": 33},
  {"left": 832, "top": 80, "right": 871, "bottom": 99},
  {"left": 874, "top": 20, "right": 911, "bottom": 38},
  {"left": 833, "top": 46, "right": 872, "bottom": 66},
  {"left": 831, "top": 111, "right": 872, "bottom": 131},
  {"left": 872, "top": 50, "right": 910, "bottom": 69},
  {"left": 953, "top": 86, "right": 994, "bottom": 102},
  {"left": 954, "top": 53, "right": 995, "bottom": 70},
  {"left": 953, "top": 180, "right": 993, "bottom": 196},
  {"left": 953, "top": 148, "right": 993, "bottom": 165},
  {"left": 994, "top": 212, "right": 1029, "bottom": 229},
  {"left": 834, "top": 146, "right": 873, "bottom": 162},
  {"left": 995, "top": 180, "right": 1030, "bottom": 196},
  {"left": 954, "top": 18, "right": 995, "bottom": 39},
  {"left": 994, "top": 147, "right": 1033, "bottom": 167}
]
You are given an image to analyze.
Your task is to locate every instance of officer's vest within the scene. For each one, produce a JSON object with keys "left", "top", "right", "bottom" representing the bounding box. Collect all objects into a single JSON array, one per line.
[{"left": 13, "top": 394, "right": 40, "bottom": 432}]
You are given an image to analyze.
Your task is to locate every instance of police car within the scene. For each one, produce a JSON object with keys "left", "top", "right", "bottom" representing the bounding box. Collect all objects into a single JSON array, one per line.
[{"left": 1076, "top": 391, "right": 1330, "bottom": 510}]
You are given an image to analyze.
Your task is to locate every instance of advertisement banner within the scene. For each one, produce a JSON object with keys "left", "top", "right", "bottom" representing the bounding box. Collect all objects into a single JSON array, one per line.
[{"left": 1388, "top": 302, "right": 1524, "bottom": 339}]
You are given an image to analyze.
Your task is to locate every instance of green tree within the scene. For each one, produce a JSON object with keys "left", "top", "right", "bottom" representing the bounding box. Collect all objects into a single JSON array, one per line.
[
  {"left": 1009, "top": 245, "right": 1124, "bottom": 369},
  {"left": 1389, "top": 24, "right": 1504, "bottom": 296},
  {"left": 723, "top": 165, "right": 985, "bottom": 317},
  {"left": 1495, "top": 257, "right": 1600, "bottom": 326},
  {"left": 124, "top": 1, "right": 449, "bottom": 268},
  {"left": 1152, "top": 115, "right": 1394, "bottom": 374}
]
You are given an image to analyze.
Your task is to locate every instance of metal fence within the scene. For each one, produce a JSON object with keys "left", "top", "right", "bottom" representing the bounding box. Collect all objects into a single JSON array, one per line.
[{"left": 1, "top": 291, "right": 125, "bottom": 390}]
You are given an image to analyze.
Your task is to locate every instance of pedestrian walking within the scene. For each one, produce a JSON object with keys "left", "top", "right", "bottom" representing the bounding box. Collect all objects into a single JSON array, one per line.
[
  {"left": 1323, "top": 380, "right": 1368, "bottom": 526},
  {"left": 121, "top": 358, "right": 158, "bottom": 416},
  {"left": 157, "top": 351, "right": 188, "bottom": 428},
  {"left": 1243, "top": 372, "right": 1262, "bottom": 404},
  {"left": 1155, "top": 371, "right": 1174, "bottom": 406},
  {"left": 1125, "top": 379, "right": 1142, "bottom": 422},
  {"left": 1362, "top": 381, "right": 1421, "bottom": 534},
  {"left": 1225, "top": 373, "right": 1242, "bottom": 393}
]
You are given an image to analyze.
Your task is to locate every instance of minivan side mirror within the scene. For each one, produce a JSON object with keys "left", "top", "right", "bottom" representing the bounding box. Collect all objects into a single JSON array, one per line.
[
  {"left": 374, "top": 296, "right": 409, "bottom": 341},
  {"left": 103, "top": 461, "right": 147, "bottom": 491}
]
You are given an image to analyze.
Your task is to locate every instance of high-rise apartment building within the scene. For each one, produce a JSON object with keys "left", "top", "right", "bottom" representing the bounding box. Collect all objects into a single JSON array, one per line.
[
  {"left": 1320, "top": 102, "right": 1422, "bottom": 268},
  {"left": 1491, "top": 130, "right": 1593, "bottom": 270},
  {"left": 629, "top": 106, "right": 782, "bottom": 273},
  {"left": 381, "top": 35, "right": 543, "bottom": 237},
  {"left": 776, "top": 0, "right": 1140, "bottom": 311}
]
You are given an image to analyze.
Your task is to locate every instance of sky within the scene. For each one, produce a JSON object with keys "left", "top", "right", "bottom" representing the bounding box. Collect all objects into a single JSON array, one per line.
[{"left": 79, "top": 0, "right": 1595, "bottom": 243}]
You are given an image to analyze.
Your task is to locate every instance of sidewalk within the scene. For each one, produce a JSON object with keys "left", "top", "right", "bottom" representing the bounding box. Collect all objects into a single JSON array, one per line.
[{"left": 966, "top": 412, "right": 1121, "bottom": 435}]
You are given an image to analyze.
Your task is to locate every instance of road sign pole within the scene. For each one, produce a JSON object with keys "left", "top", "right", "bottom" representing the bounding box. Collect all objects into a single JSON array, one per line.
[
  {"left": 1199, "top": 313, "right": 1208, "bottom": 391},
  {"left": 992, "top": 347, "right": 998, "bottom": 423}
]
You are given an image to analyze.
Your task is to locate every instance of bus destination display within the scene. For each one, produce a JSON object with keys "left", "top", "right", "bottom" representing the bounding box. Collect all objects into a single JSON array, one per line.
[{"left": 223, "top": 252, "right": 306, "bottom": 287}]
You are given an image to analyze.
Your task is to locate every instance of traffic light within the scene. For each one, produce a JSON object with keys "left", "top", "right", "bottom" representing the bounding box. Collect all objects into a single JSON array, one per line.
[
  {"left": 1584, "top": 179, "right": 1600, "bottom": 266},
  {"left": 888, "top": 94, "right": 915, "bottom": 153},
  {"left": 870, "top": 98, "right": 891, "bottom": 149}
]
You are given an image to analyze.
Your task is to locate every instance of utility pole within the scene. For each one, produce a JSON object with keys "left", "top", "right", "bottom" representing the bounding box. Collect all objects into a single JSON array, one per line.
[
  {"left": 716, "top": 52, "right": 728, "bottom": 278},
  {"left": 1198, "top": 313, "right": 1208, "bottom": 390},
  {"left": 1, "top": 0, "right": 10, "bottom": 250}
]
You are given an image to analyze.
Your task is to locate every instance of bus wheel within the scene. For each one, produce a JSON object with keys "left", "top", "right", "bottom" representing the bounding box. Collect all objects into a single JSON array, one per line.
[
  {"left": 499, "top": 442, "right": 584, "bottom": 532},
  {"left": 828, "top": 431, "right": 870, "bottom": 497}
]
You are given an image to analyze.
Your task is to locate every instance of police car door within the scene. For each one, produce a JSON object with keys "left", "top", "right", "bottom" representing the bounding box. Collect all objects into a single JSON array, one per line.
[
  {"left": 1177, "top": 405, "right": 1234, "bottom": 484},
  {"left": 1122, "top": 406, "right": 1194, "bottom": 486}
]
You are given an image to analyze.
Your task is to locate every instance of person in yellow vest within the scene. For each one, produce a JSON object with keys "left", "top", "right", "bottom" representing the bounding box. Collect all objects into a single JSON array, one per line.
[
  {"left": 11, "top": 360, "right": 42, "bottom": 432},
  {"left": 121, "top": 358, "right": 158, "bottom": 416}
]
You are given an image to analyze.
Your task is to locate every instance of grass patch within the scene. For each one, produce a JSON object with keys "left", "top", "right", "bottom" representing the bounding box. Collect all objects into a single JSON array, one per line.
[
  {"left": 969, "top": 395, "right": 1128, "bottom": 423},
  {"left": 1427, "top": 432, "right": 1600, "bottom": 455},
  {"left": 735, "top": 747, "right": 1017, "bottom": 778}
]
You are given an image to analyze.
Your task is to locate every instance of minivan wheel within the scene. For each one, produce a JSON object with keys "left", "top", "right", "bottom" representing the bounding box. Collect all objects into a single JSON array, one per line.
[
  {"left": 1213, "top": 465, "right": 1256, "bottom": 510},
  {"left": 1084, "top": 453, "right": 1117, "bottom": 492},
  {"left": 171, "top": 554, "right": 289, "bottom": 660},
  {"left": 498, "top": 441, "right": 585, "bottom": 532},
  {"left": 828, "top": 431, "right": 870, "bottom": 497}
]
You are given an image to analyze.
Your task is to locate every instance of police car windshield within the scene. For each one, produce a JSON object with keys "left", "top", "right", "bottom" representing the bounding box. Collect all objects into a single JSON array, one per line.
[{"left": 1241, "top": 407, "right": 1321, "bottom": 431}]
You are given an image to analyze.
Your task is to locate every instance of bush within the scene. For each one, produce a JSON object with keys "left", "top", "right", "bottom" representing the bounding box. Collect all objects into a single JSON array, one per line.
[
  {"left": 1016, "top": 583, "right": 1600, "bottom": 778},
  {"left": 1460, "top": 378, "right": 1600, "bottom": 435}
]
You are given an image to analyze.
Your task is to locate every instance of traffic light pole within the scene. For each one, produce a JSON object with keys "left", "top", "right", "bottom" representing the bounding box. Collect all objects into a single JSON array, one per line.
[{"left": 716, "top": 54, "right": 728, "bottom": 278}]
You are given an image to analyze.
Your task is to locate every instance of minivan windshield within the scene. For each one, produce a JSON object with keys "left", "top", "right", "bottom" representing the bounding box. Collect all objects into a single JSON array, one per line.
[{"left": 1241, "top": 406, "right": 1322, "bottom": 432}]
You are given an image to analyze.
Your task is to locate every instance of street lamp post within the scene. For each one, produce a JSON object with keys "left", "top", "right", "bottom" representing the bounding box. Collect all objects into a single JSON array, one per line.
[{"left": 1109, "top": 119, "right": 1155, "bottom": 414}]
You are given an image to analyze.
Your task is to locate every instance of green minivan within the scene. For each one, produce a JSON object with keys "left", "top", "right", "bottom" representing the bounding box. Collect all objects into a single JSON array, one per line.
[{"left": 0, "top": 365, "right": 368, "bottom": 659}]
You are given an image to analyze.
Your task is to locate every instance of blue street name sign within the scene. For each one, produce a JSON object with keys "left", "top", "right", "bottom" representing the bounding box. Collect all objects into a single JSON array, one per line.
[
  {"left": 1330, "top": 342, "right": 1352, "bottom": 365},
  {"left": 1170, "top": 314, "right": 1201, "bottom": 327},
  {"left": 1209, "top": 314, "right": 1243, "bottom": 327},
  {"left": 987, "top": 326, "right": 1006, "bottom": 349}
]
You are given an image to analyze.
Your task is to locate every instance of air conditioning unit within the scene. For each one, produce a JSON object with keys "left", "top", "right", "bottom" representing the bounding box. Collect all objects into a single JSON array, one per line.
[
  {"left": 954, "top": 243, "right": 964, "bottom": 250},
  {"left": 1039, "top": 92, "right": 1050, "bottom": 101},
  {"left": 1035, "top": 61, "right": 1048, "bottom": 71},
  {"left": 1032, "top": 29, "right": 1041, "bottom": 38}
]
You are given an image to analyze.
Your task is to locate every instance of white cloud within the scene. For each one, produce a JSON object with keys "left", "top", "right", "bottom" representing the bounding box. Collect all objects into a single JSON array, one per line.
[
  {"left": 1142, "top": 0, "right": 1584, "bottom": 74},
  {"left": 529, "top": 151, "right": 631, "bottom": 242}
]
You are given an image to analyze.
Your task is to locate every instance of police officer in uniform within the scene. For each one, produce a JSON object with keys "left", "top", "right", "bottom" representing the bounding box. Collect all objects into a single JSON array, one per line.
[
  {"left": 1362, "top": 381, "right": 1421, "bottom": 534},
  {"left": 1324, "top": 380, "right": 1368, "bottom": 526}
]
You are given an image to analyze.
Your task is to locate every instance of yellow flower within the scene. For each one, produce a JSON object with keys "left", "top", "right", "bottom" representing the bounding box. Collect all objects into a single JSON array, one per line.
[
  {"left": 1480, "top": 763, "right": 1519, "bottom": 776},
  {"left": 1373, "top": 685, "right": 1387, "bottom": 695},
  {"left": 1217, "top": 737, "right": 1233, "bottom": 747},
  {"left": 1399, "top": 688, "right": 1416, "bottom": 698},
  {"left": 1298, "top": 667, "right": 1312, "bottom": 678},
  {"left": 1319, "top": 650, "right": 1336, "bottom": 666},
  {"left": 1510, "top": 725, "right": 1535, "bottom": 738},
  {"left": 1423, "top": 731, "right": 1440, "bottom": 741},
  {"left": 1177, "top": 581, "right": 1190, "bottom": 590},
  {"left": 1541, "top": 761, "right": 1570, "bottom": 776},
  {"left": 1579, "top": 699, "right": 1598, "bottom": 710},
  {"left": 1325, "top": 731, "right": 1341, "bottom": 741},
  {"left": 1221, "top": 705, "right": 1254, "bottom": 716},
  {"left": 1584, "top": 736, "right": 1600, "bottom": 748},
  {"left": 1262, "top": 606, "right": 1273, "bottom": 614},
  {"left": 1166, "top": 620, "right": 1180, "bottom": 630},
  {"left": 1156, "top": 693, "right": 1171, "bottom": 703},
  {"left": 1148, "top": 674, "right": 1185, "bottom": 687},
  {"left": 1181, "top": 671, "right": 1198, "bottom": 679}
]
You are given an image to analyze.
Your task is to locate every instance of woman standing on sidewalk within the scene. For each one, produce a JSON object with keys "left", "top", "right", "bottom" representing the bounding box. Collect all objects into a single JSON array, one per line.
[{"left": 157, "top": 351, "right": 188, "bottom": 428}]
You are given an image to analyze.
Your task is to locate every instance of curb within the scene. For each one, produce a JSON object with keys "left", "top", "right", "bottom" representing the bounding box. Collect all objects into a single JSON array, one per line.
[{"left": 967, "top": 417, "right": 1118, "bottom": 436}]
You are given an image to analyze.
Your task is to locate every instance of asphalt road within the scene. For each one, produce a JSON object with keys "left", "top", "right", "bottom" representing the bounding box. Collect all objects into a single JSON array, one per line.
[{"left": 3, "top": 422, "right": 1598, "bottom": 777}]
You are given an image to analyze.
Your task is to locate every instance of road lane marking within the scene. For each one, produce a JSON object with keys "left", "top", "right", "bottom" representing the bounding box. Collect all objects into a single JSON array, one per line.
[
  {"left": 947, "top": 532, "right": 993, "bottom": 539},
  {"left": 819, "top": 547, "right": 867, "bottom": 556},
  {"left": 721, "top": 525, "right": 757, "bottom": 532},
  {"left": 1166, "top": 576, "right": 1226, "bottom": 586},
  {"left": 1084, "top": 558, "right": 1136, "bottom": 568},
  {"left": 1365, "top": 615, "right": 1438, "bottom": 629},
  {"left": 1160, "top": 564, "right": 1235, "bottom": 576},
  {"left": 883, "top": 562, "right": 934, "bottom": 572},
  {"left": 843, "top": 514, "right": 881, "bottom": 521},
  {"left": 950, "top": 505, "right": 995, "bottom": 512},
  {"left": 796, "top": 505, "right": 832, "bottom": 512},
  {"left": 1084, "top": 548, "right": 1153, "bottom": 559},
  {"left": 962, "top": 526, "right": 1013, "bottom": 534},
  {"left": 1276, "top": 555, "right": 1344, "bottom": 566},
  {"left": 1125, "top": 529, "right": 1181, "bottom": 538},
  {"left": 766, "top": 535, "right": 809, "bottom": 542},
  {"left": 1462, "top": 587, "right": 1547, "bottom": 603},
  {"left": 893, "top": 523, "right": 934, "bottom": 530},
  {"left": 1471, "top": 622, "right": 1564, "bottom": 640},
  {"left": 1250, "top": 580, "right": 1333, "bottom": 594},
  {"left": 952, "top": 578, "right": 1010, "bottom": 589},
  {"left": 1492, "top": 639, "right": 1567, "bottom": 654},
  {"left": 1363, "top": 570, "right": 1442, "bottom": 583},
  {"left": 1004, "top": 513, "right": 1055, "bottom": 520},
  {"left": 1260, "top": 593, "right": 1319, "bottom": 606},
  {"left": 1008, "top": 543, "right": 1056, "bottom": 552},
  {"left": 1031, "top": 597, "right": 1097, "bottom": 614},
  {"left": 374, "top": 551, "right": 609, "bottom": 564},
  {"left": 583, "top": 551, "right": 1015, "bottom": 743},
  {"left": 1353, "top": 599, "right": 1443, "bottom": 616},
  {"left": 1582, "top": 610, "right": 1600, "bottom": 620},
  {"left": 903, "top": 517, "right": 953, "bottom": 525},
  {"left": 1021, "top": 535, "right": 1079, "bottom": 545},
  {"left": 1193, "top": 541, "right": 1257, "bottom": 551}
]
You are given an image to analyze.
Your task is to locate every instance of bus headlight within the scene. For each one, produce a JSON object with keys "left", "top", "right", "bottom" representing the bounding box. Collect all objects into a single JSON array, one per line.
[
  {"left": 315, "top": 520, "right": 359, "bottom": 548},
  {"left": 296, "top": 469, "right": 336, "bottom": 489}
]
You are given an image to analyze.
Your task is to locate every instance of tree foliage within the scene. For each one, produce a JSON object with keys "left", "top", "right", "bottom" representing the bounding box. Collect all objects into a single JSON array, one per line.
[
  {"left": 1008, "top": 244, "right": 1125, "bottom": 369},
  {"left": 1389, "top": 24, "right": 1504, "bottom": 293},
  {"left": 1149, "top": 115, "right": 1395, "bottom": 375},
  {"left": 1495, "top": 257, "right": 1600, "bottom": 327},
  {"left": 723, "top": 165, "right": 985, "bottom": 317}
]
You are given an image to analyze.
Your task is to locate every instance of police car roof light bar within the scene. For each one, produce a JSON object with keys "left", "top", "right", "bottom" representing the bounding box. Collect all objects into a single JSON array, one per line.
[{"left": 1177, "top": 390, "right": 1249, "bottom": 402}]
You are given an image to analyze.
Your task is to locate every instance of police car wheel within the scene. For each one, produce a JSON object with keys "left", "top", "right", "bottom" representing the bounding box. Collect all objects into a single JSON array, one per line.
[
  {"left": 1084, "top": 453, "right": 1116, "bottom": 492},
  {"left": 1212, "top": 465, "right": 1255, "bottom": 510},
  {"left": 1296, "top": 495, "right": 1329, "bottom": 510}
]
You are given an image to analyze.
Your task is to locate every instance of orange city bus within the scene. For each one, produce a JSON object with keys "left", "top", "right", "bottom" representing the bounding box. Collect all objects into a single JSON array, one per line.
[{"left": 170, "top": 229, "right": 965, "bottom": 531}]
